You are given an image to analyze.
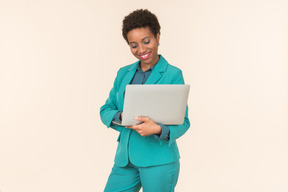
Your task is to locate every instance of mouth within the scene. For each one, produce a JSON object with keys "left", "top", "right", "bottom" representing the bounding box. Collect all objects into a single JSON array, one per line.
[{"left": 139, "top": 52, "right": 151, "bottom": 60}]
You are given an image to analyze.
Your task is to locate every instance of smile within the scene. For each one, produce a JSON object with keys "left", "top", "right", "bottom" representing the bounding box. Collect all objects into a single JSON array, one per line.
[{"left": 139, "top": 52, "right": 151, "bottom": 60}]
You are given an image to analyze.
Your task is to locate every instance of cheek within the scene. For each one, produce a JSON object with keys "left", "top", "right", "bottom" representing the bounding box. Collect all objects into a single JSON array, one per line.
[
  {"left": 130, "top": 48, "right": 138, "bottom": 57},
  {"left": 130, "top": 48, "right": 136, "bottom": 54},
  {"left": 150, "top": 45, "right": 158, "bottom": 53},
  {"left": 149, "top": 42, "right": 158, "bottom": 50}
]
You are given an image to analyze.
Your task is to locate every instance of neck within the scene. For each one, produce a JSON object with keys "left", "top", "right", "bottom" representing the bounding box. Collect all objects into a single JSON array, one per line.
[{"left": 141, "top": 55, "right": 160, "bottom": 72}]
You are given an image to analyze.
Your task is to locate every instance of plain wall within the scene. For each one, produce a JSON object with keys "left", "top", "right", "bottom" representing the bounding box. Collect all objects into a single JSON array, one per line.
[{"left": 0, "top": 0, "right": 287, "bottom": 191}]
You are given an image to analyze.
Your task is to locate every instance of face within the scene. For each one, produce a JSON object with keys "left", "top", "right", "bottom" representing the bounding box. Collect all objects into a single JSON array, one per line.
[{"left": 126, "top": 27, "right": 160, "bottom": 68}]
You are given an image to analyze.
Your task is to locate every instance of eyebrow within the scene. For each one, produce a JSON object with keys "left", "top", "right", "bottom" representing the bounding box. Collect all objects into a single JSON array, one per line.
[{"left": 128, "top": 36, "right": 150, "bottom": 44}]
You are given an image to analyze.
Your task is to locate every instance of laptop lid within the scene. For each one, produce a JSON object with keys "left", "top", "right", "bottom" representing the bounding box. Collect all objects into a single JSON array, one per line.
[{"left": 113, "top": 84, "right": 190, "bottom": 126}]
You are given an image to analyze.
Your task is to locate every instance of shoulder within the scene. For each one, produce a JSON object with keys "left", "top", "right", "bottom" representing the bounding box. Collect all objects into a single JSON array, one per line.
[
  {"left": 164, "top": 62, "right": 183, "bottom": 78},
  {"left": 112, "top": 63, "right": 136, "bottom": 83},
  {"left": 158, "top": 56, "right": 185, "bottom": 83},
  {"left": 158, "top": 55, "right": 183, "bottom": 74},
  {"left": 165, "top": 64, "right": 184, "bottom": 84},
  {"left": 117, "top": 61, "right": 138, "bottom": 74},
  {"left": 166, "top": 63, "right": 182, "bottom": 73}
]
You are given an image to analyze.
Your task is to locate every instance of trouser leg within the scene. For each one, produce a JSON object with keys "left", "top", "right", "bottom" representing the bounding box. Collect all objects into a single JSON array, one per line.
[
  {"left": 139, "top": 160, "right": 180, "bottom": 192},
  {"left": 104, "top": 163, "right": 141, "bottom": 192}
]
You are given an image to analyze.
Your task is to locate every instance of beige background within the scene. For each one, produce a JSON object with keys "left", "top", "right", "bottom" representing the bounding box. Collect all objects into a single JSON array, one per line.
[{"left": 0, "top": 0, "right": 288, "bottom": 191}]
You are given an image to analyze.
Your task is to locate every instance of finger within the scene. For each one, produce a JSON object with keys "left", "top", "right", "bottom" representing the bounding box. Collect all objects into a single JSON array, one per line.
[
  {"left": 125, "top": 125, "right": 138, "bottom": 130},
  {"left": 135, "top": 116, "right": 150, "bottom": 122}
]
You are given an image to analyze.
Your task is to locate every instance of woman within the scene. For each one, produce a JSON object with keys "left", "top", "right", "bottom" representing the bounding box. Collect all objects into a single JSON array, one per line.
[{"left": 100, "top": 9, "right": 190, "bottom": 192}]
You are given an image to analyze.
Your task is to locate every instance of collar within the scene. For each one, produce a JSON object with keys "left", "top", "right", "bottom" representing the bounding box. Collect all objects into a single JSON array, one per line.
[
  {"left": 128, "top": 55, "right": 168, "bottom": 73},
  {"left": 136, "top": 62, "right": 155, "bottom": 72}
]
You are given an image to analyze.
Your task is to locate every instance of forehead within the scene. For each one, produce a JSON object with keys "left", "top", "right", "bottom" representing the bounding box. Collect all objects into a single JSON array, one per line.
[{"left": 127, "top": 27, "right": 153, "bottom": 43}]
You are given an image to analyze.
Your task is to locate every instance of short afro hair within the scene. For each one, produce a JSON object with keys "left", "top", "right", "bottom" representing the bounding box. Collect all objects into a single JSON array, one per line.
[{"left": 122, "top": 9, "right": 161, "bottom": 43}]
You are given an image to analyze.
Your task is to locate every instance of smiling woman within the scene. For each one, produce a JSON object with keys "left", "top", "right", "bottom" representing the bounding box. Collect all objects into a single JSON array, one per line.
[
  {"left": 127, "top": 27, "right": 160, "bottom": 71},
  {"left": 100, "top": 9, "right": 190, "bottom": 192},
  {"left": 122, "top": 9, "right": 161, "bottom": 72}
]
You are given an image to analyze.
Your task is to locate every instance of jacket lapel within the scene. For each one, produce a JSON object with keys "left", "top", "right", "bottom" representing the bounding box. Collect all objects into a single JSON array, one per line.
[
  {"left": 145, "top": 55, "right": 168, "bottom": 84},
  {"left": 118, "top": 62, "right": 138, "bottom": 110}
]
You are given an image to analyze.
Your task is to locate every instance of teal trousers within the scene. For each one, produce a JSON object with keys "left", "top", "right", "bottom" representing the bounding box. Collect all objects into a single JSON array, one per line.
[{"left": 104, "top": 160, "right": 180, "bottom": 192}]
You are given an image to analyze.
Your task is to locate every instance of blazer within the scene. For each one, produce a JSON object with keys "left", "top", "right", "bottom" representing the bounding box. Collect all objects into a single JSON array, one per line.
[{"left": 100, "top": 55, "right": 190, "bottom": 167}]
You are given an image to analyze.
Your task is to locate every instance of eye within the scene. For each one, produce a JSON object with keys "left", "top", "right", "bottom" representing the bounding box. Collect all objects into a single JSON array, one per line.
[
  {"left": 143, "top": 39, "right": 150, "bottom": 44},
  {"left": 130, "top": 44, "right": 137, "bottom": 49}
]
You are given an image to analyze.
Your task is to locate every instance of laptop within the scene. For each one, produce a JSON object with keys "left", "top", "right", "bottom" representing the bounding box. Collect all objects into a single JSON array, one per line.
[{"left": 112, "top": 84, "right": 190, "bottom": 126}]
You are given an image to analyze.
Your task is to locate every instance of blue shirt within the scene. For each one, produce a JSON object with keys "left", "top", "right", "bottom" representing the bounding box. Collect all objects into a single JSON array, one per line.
[{"left": 112, "top": 62, "right": 170, "bottom": 140}]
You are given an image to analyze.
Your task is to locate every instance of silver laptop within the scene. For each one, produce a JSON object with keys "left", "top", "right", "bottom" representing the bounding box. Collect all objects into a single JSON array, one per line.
[{"left": 113, "top": 84, "right": 190, "bottom": 126}]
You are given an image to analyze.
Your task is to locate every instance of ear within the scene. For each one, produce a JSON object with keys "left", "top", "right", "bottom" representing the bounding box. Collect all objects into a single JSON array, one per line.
[{"left": 156, "top": 33, "right": 160, "bottom": 44}]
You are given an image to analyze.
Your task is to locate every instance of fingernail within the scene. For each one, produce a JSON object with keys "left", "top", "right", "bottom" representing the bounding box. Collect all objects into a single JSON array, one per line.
[{"left": 135, "top": 116, "right": 138, "bottom": 120}]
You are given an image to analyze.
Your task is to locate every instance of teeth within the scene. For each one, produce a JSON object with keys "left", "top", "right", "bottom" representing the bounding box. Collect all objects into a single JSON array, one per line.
[{"left": 141, "top": 53, "right": 149, "bottom": 58}]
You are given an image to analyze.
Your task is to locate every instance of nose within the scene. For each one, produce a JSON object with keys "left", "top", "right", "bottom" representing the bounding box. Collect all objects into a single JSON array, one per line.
[{"left": 137, "top": 44, "right": 146, "bottom": 55}]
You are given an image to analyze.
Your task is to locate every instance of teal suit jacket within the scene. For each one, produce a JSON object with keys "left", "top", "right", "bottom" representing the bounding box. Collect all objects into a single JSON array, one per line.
[{"left": 100, "top": 55, "right": 190, "bottom": 167}]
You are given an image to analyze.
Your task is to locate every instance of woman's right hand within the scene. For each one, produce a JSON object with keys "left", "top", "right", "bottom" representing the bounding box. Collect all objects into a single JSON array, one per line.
[{"left": 125, "top": 116, "right": 162, "bottom": 137}]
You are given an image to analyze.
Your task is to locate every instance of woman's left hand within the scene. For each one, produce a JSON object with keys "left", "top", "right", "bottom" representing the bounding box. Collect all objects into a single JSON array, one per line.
[{"left": 126, "top": 116, "right": 162, "bottom": 137}]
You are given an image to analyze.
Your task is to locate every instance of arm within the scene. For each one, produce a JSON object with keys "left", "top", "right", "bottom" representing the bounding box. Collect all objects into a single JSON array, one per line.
[
  {"left": 99, "top": 70, "right": 123, "bottom": 132},
  {"left": 167, "top": 106, "right": 190, "bottom": 146},
  {"left": 112, "top": 111, "right": 122, "bottom": 123},
  {"left": 154, "top": 124, "right": 170, "bottom": 140},
  {"left": 167, "top": 69, "right": 190, "bottom": 146}
]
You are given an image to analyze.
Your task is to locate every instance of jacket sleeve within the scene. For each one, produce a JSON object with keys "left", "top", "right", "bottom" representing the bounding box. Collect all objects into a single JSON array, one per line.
[
  {"left": 99, "top": 69, "right": 123, "bottom": 132},
  {"left": 167, "top": 69, "right": 190, "bottom": 146}
]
